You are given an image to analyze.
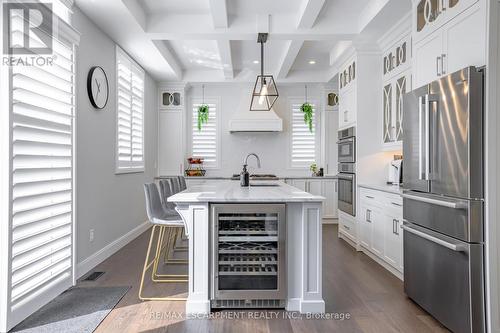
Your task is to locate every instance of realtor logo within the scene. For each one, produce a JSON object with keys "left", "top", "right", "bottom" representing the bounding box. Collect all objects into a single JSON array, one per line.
[{"left": 3, "top": 2, "right": 53, "bottom": 55}]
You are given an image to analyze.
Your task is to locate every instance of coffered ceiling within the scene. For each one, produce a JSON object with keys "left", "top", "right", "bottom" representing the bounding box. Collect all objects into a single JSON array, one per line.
[{"left": 75, "top": 0, "right": 411, "bottom": 83}]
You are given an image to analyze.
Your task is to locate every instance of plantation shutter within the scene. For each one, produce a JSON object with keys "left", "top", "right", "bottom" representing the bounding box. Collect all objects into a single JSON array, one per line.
[
  {"left": 116, "top": 47, "right": 145, "bottom": 172},
  {"left": 8, "top": 13, "right": 77, "bottom": 324},
  {"left": 191, "top": 100, "right": 218, "bottom": 168},
  {"left": 291, "top": 101, "right": 317, "bottom": 168}
]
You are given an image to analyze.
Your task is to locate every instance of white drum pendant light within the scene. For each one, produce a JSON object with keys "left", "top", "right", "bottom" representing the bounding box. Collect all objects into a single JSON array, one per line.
[{"left": 250, "top": 33, "right": 279, "bottom": 111}]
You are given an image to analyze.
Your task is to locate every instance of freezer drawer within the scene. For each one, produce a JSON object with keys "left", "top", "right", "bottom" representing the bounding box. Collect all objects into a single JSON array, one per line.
[
  {"left": 402, "top": 191, "right": 483, "bottom": 243},
  {"left": 403, "top": 223, "right": 485, "bottom": 333}
]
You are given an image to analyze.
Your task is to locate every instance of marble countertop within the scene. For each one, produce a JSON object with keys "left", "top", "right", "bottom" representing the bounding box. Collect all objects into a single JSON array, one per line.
[
  {"left": 358, "top": 183, "right": 404, "bottom": 195},
  {"left": 157, "top": 175, "right": 337, "bottom": 180},
  {"left": 168, "top": 180, "right": 325, "bottom": 203}
]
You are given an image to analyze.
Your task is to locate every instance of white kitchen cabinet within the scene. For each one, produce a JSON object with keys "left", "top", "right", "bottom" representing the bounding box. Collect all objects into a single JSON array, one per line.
[
  {"left": 338, "top": 85, "right": 356, "bottom": 130},
  {"left": 413, "top": 2, "right": 485, "bottom": 88},
  {"left": 358, "top": 187, "right": 403, "bottom": 276},
  {"left": 322, "top": 179, "right": 338, "bottom": 219},
  {"left": 383, "top": 212, "right": 403, "bottom": 270},
  {"left": 370, "top": 208, "right": 385, "bottom": 257},
  {"left": 414, "top": 31, "right": 443, "bottom": 88},
  {"left": 158, "top": 111, "right": 185, "bottom": 175},
  {"left": 324, "top": 111, "right": 338, "bottom": 176},
  {"left": 382, "top": 70, "right": 412, "bottom": 148},
  {"left": 287, "top": 178, "right": 338, "bottom": 220},
  {"left": 413, "top": 0, "right": 479, "bottom": 43},
  {"left": 338, "top": 210, "right": 357, "bottom": 243}
]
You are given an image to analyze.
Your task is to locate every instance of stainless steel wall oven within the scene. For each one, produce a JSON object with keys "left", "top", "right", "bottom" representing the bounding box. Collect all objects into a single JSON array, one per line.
[
  {"left": 211, "top": 204, "right": 286, "bottom": 308},
  {"left": 337, "top": 126, "right": 356, "bottom": 216},
  {"left": 337, "top": 127, "right": 356, "bottom": 163}
]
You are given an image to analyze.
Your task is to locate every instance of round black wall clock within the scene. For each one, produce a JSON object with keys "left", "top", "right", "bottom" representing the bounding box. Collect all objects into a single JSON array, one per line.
[{"left": 87, "top": 66, "right": 109, "bottom": 109}]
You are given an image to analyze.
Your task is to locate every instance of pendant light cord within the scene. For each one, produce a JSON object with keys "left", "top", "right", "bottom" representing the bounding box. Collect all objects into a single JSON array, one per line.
[
  {"left": 305, "top": 84, "right": 308, "bottom": 103},
  {"left": 202, "top": 84, "right": 205, "bottom": 104},
  {"left": 261, "top": 41, "right": 264, "bottom": 78}
]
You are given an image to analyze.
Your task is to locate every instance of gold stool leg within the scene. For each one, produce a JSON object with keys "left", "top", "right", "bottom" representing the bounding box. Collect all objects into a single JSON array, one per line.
[
  {"left": 139, "top": 225, "right": 187, "bottom": 301},
  {"left": 153, "top": 226, "right": 188, "bottom": 281}
]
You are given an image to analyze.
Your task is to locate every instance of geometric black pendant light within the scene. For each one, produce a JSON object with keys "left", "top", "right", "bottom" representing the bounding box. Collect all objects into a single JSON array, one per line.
[{"left": 250, "top": 33, "right": 279, "bottom": 111}]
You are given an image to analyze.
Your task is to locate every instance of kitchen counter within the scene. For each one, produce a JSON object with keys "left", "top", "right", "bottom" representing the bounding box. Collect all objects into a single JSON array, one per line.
[
  {"left": 358, "top": 183, "right": 403, "bottom": 195},
  {"left": 169, "top": 180, "right": 325, "bottom": 315},
  {"left": 168, "top": 180, "right": 325, "bottom": 203},
  {"left": 156, "top": 175, "right": 337, "bottom": 180}
]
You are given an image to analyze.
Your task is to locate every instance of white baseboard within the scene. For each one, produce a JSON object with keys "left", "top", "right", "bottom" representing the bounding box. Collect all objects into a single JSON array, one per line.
[{"left": 76, "top": 221, "right": 150, "bottom": 279}]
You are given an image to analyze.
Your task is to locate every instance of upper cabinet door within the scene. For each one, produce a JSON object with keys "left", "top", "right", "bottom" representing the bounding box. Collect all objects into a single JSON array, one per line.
[
  {"left": 383, "top": 83, "right": 393, "bottom": 143},
  {"left": 442, "top": 5, "right": 485, "bottom": 75},
  {"left": 395, "top": 71, "right": 412, "bottom": 142},
  {"left": 413, "top": 30, "right": 443, "bottom": 89}
]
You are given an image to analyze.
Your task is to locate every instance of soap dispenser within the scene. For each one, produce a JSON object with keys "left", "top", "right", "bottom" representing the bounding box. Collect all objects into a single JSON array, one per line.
[{"left": 240, "top": 164, "right": 249, "bottom": 187}]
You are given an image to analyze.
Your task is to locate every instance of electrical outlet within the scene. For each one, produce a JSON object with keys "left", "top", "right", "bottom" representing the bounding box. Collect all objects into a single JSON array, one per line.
[{"left": 89, "top": 229, "right": 94, "bottom": 243}]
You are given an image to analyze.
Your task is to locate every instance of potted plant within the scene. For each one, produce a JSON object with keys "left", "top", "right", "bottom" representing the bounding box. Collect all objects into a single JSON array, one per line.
[
  {"left": 309, "top": 162, "right": 318, "bottom": 177},
  {"left": 197, "top": 104, "right": 209, "bottom": 131},
  {"left": 300, "top": 102, "right": 313, "bottom": 132},
  {"left": 301, "top": 85, "right": 313, "bottom": 132}
]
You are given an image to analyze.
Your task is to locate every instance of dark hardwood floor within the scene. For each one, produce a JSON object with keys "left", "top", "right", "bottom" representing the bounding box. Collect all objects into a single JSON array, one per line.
[{"left": 79, "top": 224, "right": 448, "bottom": 333}]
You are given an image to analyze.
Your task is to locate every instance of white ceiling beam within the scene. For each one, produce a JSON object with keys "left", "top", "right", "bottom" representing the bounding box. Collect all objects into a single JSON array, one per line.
[
  {"left": 146, "top": 14, "right": 357, "bottom": 40},
  {"left": 276, "top": 0, "right": 324, "bottom": 79},
  {"left": 358, "top": 0, "right": 390, "bottom": 32},
  {"left": 297, "top": 0, "right": 326, "bottom": 29},
  {"left": 276, "top": 40, "right": 304, "bottom": 79},
  {"left": 216, "top": 40, "right": 234, "bottom": 79},
  {"left": 152, "top": 41, "right": 183, "bottom": 80},
  {"left": 208, "top": 0, "right": 228, "bottom": 28}
]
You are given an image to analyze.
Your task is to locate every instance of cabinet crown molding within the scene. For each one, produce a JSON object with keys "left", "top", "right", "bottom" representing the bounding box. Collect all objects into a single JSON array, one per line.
[{"left": 378, "top": 12, "right": 412, "bottom": 51}]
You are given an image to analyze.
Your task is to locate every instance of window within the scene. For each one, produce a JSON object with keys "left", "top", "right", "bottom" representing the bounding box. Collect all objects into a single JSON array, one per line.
[
  {"left": 190, "top": 99, "right": 219, "bottom": 168},
  {"left": 8, "top": 13, "right": 77, "bottom": 321},
  {"left": 290, "top": 99, "right": 318, "bottom": 168},
  {"left": 116, "top": 47, "right": 145, "bottom": 173}
]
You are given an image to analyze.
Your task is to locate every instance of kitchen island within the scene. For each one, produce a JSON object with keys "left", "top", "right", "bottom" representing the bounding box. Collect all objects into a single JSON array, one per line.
[{"left": 168, "top": 180, "right": 325, "bottom": 315}]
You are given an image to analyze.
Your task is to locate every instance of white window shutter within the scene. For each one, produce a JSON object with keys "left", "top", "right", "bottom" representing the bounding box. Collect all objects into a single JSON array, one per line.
[
  {"left": 116, "top": 47, "right": 145, "bottom": 172},
  {"left": 291, "top": 101, "right": 317, "bottom": 168},
  {"left": 10, "top": 37, "right": 75, "bottom": 311},
  {"left": 191, "top": 100, "right": 218, "bottom": 168}
]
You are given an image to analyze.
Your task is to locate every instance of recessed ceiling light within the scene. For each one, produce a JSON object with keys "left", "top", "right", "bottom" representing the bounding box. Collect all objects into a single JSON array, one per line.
[
  {"left": 309, "top": 60, "right": 316, "bottom": 65},
  {"left": 253, "top": 60, "right": 259, "bottom": 64}
]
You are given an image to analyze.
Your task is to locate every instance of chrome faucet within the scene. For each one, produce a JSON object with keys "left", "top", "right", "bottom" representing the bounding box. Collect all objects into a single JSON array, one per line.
[
  {"left": 241, "top": 153, "right": 261, "bottom": 187},
  {"left": 243, "top": 153, "right": 261, "bottom": 169}
]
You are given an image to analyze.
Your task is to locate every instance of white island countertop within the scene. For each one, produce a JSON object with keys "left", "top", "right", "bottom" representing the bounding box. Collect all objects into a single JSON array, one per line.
[{"left": 168, "top": 180, "right": 325, "bottom": 203}]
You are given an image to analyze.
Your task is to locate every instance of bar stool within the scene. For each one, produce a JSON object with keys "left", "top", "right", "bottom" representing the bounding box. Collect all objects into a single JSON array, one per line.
[
  {"left": 158, "top": 179, "right": 188, "bottom": 265},
  {"left": 139, "top": 183, "right": 187, "bottom": 301},
  {"left": 178, "top": 175, "right": 187, "bottom": 191}
]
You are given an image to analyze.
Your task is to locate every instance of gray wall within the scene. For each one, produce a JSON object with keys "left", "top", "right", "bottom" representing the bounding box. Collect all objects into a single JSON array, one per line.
[{"left": 73, "top": 8, "right": 158, "bottom": 264}]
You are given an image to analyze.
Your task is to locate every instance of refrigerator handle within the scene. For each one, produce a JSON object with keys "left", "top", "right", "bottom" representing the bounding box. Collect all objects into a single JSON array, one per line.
[
  {"left": 401, "top": 193, "right": 468, "bottom": 210},
  {"left": 424, "top": 94, "right": 433, "bottom": 181},
  {"left": 401, "top": 223, "right": 467, "bottom": 252},
  {"left": 418, "top": 96, "right": 425, "bottom": 180}
]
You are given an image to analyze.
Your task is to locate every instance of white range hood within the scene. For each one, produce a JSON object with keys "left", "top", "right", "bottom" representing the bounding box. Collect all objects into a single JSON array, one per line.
[{"left": 228, "top": 91, "right": 283, "bottom": 132}]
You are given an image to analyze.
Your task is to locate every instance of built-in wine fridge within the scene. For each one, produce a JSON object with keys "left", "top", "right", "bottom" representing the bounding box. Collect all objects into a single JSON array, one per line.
[{"left": 211, "top": 204, "right": 286, "bottom": 308}]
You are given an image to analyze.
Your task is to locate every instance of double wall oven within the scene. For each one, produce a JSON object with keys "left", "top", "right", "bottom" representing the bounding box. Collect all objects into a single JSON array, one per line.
[{"left": 337, "top": 127, "right": 356, "bottom": 216}]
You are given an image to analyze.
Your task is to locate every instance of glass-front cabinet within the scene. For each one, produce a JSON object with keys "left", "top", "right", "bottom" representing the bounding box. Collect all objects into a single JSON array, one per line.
[
  {"left": 414, "top": 0, "right": 479, "bottom": 41},
  {"left": 382, "top": 71, "right": 411, "bottom": 148}
]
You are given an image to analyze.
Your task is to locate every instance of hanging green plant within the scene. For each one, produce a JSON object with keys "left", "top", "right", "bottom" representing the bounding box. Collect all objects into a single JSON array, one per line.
[
  {"left": 300, "top": 102, "right": 313, "bottom": 132},
  {"left": 197, "top": 104, "right": 209, "bottom": 131}
]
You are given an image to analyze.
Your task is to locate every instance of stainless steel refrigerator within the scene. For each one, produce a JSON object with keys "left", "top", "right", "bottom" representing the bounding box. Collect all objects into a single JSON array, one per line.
[{"left": 402, "top": 66, "right": 485, "bottom": 333}]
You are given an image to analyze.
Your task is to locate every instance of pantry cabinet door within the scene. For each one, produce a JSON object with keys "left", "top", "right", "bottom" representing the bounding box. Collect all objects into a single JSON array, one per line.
[
  {"left": 413, "top": 30, "right": 443, "bottom": 88},
  {"left": 442, "top": 5, "right": 485, "bottom": 75},
  {"left": 159, "top": 111, "right": 184, "bottom": 175}
]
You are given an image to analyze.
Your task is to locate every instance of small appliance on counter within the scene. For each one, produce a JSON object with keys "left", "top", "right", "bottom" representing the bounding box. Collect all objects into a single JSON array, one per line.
[{"left": 387, "top": 155, "right": 403, "bottom": 185}]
